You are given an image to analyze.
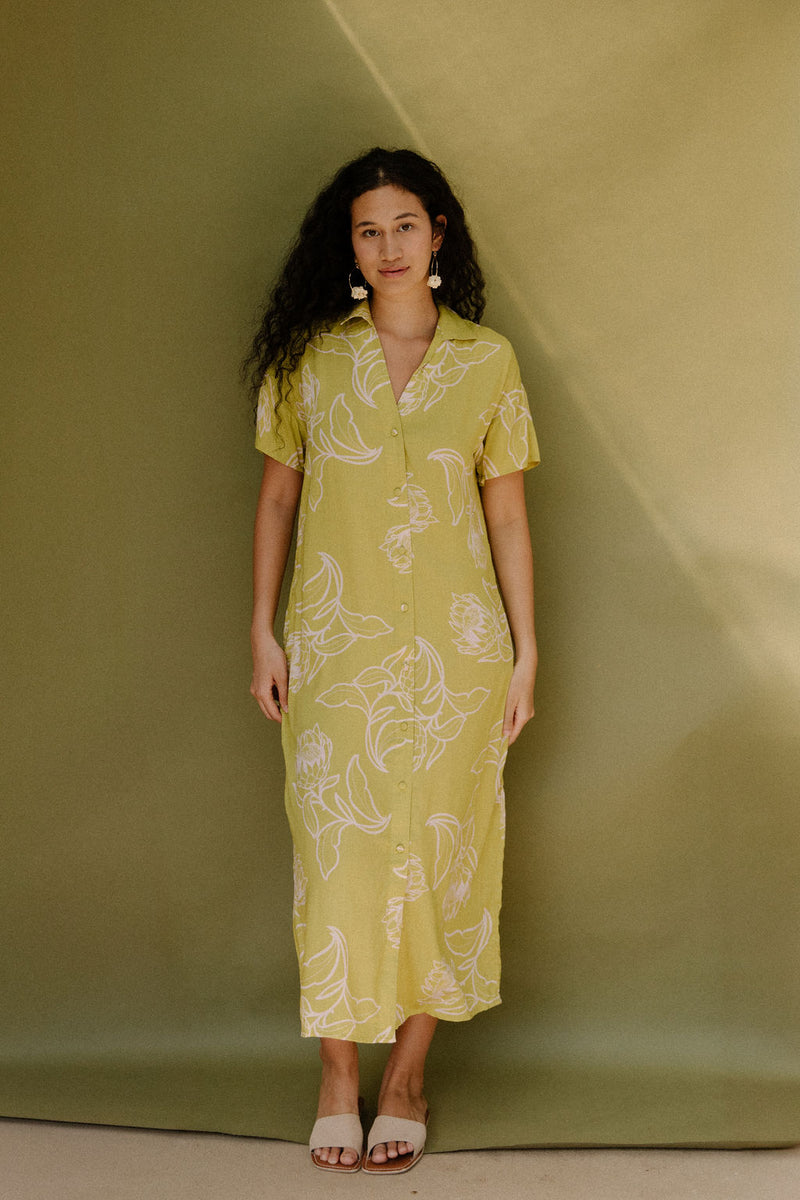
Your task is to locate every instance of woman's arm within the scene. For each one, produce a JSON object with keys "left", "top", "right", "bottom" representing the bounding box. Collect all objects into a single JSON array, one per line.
[
  {"left": 250, "top": 455, "right": 303, "bottom": 723},
  {"left": 480, "top": 470, "right": 537, "bottom": 745}
]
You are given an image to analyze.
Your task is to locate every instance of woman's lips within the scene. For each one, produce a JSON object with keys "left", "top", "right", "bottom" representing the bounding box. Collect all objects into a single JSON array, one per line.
[{"left": 379, "top": 266, "right": 409, "bottom": 277}]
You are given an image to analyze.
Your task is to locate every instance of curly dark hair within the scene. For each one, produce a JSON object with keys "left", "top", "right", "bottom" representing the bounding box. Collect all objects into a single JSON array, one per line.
[{"left": 241, "top": 147, "right": 486, "bottom": 412}]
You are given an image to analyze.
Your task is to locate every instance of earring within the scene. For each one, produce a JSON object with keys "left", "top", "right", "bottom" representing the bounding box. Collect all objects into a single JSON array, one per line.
[
  {"left": 349, "top": 264, "right": 368, "bottom": 300},
  {"left": 427, "top": 252, "right": 442, "bottom": 289}
]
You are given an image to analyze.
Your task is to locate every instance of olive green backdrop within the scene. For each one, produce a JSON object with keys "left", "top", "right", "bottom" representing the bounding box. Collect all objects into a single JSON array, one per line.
[{"left": 2, "top": 0, "right": 798, "bottom": 1148}]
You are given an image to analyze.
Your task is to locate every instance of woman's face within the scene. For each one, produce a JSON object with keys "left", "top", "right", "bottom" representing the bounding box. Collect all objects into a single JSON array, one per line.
[{"left": 351, "top": 185, "right": 445, "bottom": 299}]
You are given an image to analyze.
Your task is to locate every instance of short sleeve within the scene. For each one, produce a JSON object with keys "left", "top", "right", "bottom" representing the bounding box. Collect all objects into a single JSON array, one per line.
[
  {"left": 254, "top": 369, "right": 305, "bottom": 472},
  {"left": 475, "top": 346, "right": 540, "bottom": 485}
]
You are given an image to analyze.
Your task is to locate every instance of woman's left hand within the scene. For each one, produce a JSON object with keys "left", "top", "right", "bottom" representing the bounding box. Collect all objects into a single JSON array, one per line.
[{"left": 502, "top": 655, "right": 537, "bottom": 745}]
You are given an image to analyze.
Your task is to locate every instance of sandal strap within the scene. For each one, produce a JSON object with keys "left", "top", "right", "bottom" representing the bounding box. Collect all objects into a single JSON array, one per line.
[
  {"left": 309, "top": 1113, "right": 363, "bottom": 1155},
  {"left": 367, "top": 1114, "right": 427, "bottom": 1155}
]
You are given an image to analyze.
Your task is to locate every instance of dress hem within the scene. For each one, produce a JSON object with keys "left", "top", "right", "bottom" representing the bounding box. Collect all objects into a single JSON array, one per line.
[{"left": 298, "top": 995, "right": 502, "bottom": 1045}]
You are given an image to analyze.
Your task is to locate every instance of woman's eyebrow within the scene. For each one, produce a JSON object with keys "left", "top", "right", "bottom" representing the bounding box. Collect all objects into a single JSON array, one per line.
[{"left": 354, "top": 211, "right": 420, "bottom": 227}]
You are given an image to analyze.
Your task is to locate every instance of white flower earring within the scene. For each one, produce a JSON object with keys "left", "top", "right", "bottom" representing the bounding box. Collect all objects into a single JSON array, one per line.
[
  {"left": 427, "top": 251, "right": 442, "bottom": 289},
  {"left": 349, "top": 263, "right": 368, "bottom": 300}
]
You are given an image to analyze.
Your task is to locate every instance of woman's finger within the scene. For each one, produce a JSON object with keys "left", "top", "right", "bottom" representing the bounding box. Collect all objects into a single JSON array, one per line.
[
  {"left": 513, "top": 700, "right": 535, "bottom": 743},
  {"left": 504, "top": 687, "right": 535, "bottom": 745},
  {"left": 251, "top": 678, "right": 282, "bottom": 723}
]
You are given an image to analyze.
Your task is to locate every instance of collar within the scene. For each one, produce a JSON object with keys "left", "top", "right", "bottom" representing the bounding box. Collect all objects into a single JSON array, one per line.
[{"left": 339, "top": 299, "right": 479, "bottom": 341}]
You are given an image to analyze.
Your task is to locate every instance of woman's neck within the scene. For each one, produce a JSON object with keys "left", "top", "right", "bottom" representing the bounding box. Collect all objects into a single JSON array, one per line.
[{"left": 369, "top": 289, "right": 439, "bottom": 342}]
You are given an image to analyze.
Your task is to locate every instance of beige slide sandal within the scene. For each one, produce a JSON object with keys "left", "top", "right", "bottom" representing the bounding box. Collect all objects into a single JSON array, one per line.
[
  {"left": 309, "top": 1111, "right": 364, "bottom": 1173},
  {"left": 362, "top": 1110, "right": 429, "bottom": 1175}
]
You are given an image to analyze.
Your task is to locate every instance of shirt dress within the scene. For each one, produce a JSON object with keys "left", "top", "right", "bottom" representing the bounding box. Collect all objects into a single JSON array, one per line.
[{"left": 255, "top": 299, "right": 539, "bottom": 1044}]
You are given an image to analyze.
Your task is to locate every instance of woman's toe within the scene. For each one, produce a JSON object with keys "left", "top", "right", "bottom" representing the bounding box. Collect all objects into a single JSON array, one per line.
[
  {"left": 371, "top": 1142, "right": 388, "bottom": 1163},
  {"left": 340, "top": 1147, "right": 358, "bottom": 1167}
]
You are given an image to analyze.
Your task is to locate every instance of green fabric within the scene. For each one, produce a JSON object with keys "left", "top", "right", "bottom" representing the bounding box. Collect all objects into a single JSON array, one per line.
[{"left": 1, "top": 0, "right": 798, "bottom": 1148}]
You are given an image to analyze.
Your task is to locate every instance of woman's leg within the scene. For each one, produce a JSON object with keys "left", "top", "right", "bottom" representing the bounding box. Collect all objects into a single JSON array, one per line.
[
  {"left": 369, "top": 1013, "right": 437, "bottom": 1164},
  {"left": 314, "top": 1037, "right": 361, "bottom": 1166}
]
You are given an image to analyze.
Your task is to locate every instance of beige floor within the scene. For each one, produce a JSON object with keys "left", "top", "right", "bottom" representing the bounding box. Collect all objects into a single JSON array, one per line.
[{"left": 2, "top": 1118, "right": 799, "bottom": 1200}]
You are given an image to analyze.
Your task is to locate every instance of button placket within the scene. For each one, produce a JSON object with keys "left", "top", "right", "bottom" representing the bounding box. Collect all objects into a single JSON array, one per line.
[{"left": 386, "top": 416, "right": 415, "bottom": 888}]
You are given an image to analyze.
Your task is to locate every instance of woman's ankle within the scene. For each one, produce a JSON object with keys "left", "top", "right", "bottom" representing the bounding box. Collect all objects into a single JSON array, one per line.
[{"left": 319, "top": 1037, "right": 359, "bottom": 1071}]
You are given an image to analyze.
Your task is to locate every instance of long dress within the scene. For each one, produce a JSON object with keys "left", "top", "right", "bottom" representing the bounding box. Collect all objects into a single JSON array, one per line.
[{"left": 255, "top": 299, "right": 539, "bottom": 1043}]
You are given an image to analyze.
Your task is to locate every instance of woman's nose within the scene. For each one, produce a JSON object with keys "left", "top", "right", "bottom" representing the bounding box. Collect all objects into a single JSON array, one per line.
[{"left": 381, "top": 236, "right": 401, "bottom": 261}]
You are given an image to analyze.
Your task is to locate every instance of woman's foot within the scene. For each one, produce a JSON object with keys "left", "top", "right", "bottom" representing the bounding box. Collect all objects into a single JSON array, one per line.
[
  {"left": 311, "top": 1039, "right": 361, "bottom": 1167},
  {"left": 366, "top": 1013, "right": 436, "bottom": 1167},
  {"left": 368, "top": 1081, "right": 429, "bottom": 1164}
]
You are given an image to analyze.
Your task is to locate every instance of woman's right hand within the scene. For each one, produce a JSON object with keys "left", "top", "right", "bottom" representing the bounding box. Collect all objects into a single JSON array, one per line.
[{"left": 250, "top": 636, "right": 289, "bottom": 723}]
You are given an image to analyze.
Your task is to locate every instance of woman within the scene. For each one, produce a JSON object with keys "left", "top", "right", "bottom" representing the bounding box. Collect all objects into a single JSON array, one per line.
[{"left": 245, "top": 147, "right": 539, "bottom": 1174}]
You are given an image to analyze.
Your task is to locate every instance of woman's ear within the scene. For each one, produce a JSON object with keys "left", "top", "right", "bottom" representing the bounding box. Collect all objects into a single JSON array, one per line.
[{"left": 433, "top": 215, "right": 447, "bottom": 250}]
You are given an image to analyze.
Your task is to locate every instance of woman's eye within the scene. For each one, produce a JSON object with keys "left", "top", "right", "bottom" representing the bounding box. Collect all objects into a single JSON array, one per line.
[
  {"left": 362, "top": 229, "right": 379, "bottom": 238},
  {"left": 399, "top": 223, "right": 414, "bottom": 232}
]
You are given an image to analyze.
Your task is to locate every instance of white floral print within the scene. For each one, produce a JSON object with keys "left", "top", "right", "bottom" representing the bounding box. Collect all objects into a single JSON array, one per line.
[
  {"left": 292, "top": 851, "right": 307, "bottom": 937},
  {"left": 398, "top": 339, "right": 501, "bottom": 416},
  {"left": 382, "top": 894, "right": 404, "bottom": 950},
  {"left": 418, "top": 959, "right": 469, "bottom": 1016},
  {"left": 317, "top": 637, "right": 489, "bottom": 774},
  {"left": 449, "top": 579, "right": 513, "bottom": 662},
  {"left": 305, "top": 394, "right": 383, "bottom": 511},
  {"left": 428, "top": 447, "right": 489, "bottom": 568},
  {"left": 300, "top": 926, "right": 382, "bottom": 1038},
  {"left": 413, "top": 639, "right": 490, "bottom": 770},
  {"left": 380, "top": 480, "right": 438, "bottom": 574},
  {"left": 292, "top": 732, "right": 390, "bottom": 880},
  {"left": 482, "top": 386, "right": 534, "bottom": 475},
  {"left": 403, "top": 851, "right": 430, "bottom": 900},
  {"left": 471, "top": 719, "right": 510, "bottom": 833},
  {"left": 316, "top": 644, "right": 414, "bottom": 773},
  {"left": 285, "top": 552, "right": 393, "bottom": 693},
  {"left": 445, "top": 909, "right": 497, "bottom": 1008},
  {"left": 382, "top": 851, "right": 431, "bottom": 949},
  {"left": 427, "top": 802, "right": 478, "bottom": 920},
  {"left": 314, "top": 323, "right": 386, "bottom": 408},
  {"left": 256, "top": 374, "right": 303, "bottom": 471}
]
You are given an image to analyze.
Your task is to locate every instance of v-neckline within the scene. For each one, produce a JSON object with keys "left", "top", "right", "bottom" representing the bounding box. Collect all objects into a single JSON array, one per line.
[{"left": 373, "top": 313, "right": 442, "bottom": 405}]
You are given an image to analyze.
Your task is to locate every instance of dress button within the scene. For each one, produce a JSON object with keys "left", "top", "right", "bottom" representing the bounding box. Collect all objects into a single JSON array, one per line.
[
  {"left": 400, "top": 603, "right": 408, "bottom": 613},
  {"left": 400, "top": 721, "right": 408, "bottom": 731},
  {"left": 396, "top": 844, "right": 405, "bottom": 854},
  {"left": 393, "top": 485, "right": 402, "bottom": 495},
  {"left": 391, "top": 427, "right": 399, "bottom": 437},
  {"left": 398, "top": 781, "right": 407, "bottom": 791}
]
